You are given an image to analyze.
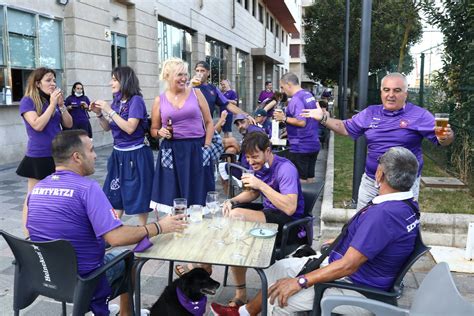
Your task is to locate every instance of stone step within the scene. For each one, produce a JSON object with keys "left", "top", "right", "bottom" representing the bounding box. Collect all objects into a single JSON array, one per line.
[{"left": 421, "top": 176, "right": 468, "bottom": 190}]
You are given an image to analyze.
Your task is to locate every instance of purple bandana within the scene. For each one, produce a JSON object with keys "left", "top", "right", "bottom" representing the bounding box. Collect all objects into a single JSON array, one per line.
[{"left": 176, "top": 287, "right": 207, "bottom": 316}]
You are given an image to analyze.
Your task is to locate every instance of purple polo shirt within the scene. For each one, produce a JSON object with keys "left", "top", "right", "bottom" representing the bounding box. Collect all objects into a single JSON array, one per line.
[
  {"left": 223, "top": 89, "right": 238, "bottom": 102},
  {"left": 27, "top": 170, "right": 122, "bottom": 314},
  {"left": 110, "top": 93, "right": 148, "bottom": 148},
  {"left": 258, "top": 90, "right": 274, "bottom": 104},
  {"left": 19, "top": 96, "right": 62, "bottom": 157},
  {"left": 329, "top": 194, "right": 419, "bottom": 291},
  {"left": 343, "top": 102, "right": 438, "bottom": 179},
  {"left": 198, "top": 84, "right": 228, "bottom": 117},
  {"left": 255, "top": 155, "right": 304, "bottom": 219},
  {"left": 65, "top": 95, "right": 91, "bottom": 124},
  {"left": 285, "top": 89, "right": 320, "bottom": 153}
]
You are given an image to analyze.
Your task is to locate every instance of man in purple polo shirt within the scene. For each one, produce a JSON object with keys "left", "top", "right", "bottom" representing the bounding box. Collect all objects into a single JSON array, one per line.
[
  {"left": 274, "top": 72, "right": 320, "bottom": 183},
  {"left": 220, "top": 131, "right": 304, "bottom": 308},
  {"left": 257, "top": 81, "right": 274, "bottom": 104},
  {"left": 302, "top": 72, "right": 454, "bottom": 209},
  {"left": 212, "top": 147, "right": 421, "bottom": 316},
  {"left": 26, "top": 130, "right": 185, "bottom": 315}
]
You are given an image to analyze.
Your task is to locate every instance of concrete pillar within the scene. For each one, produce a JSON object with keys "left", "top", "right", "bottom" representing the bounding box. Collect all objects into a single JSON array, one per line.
[{"left": 192, "top": 32, "right": 206, "bottom": 66}]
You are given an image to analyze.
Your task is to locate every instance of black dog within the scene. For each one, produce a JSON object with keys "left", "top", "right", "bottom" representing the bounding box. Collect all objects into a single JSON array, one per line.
[{"left": 150, "top": 268, "right": 220, "bottom": 316}]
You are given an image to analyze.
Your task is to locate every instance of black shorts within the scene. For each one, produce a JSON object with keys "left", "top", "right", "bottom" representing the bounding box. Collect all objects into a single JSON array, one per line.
[
  {"left": 16, "top": 156, "right": 55, "bottom": 180},
  {"left": 288, "top": 151, "right": 319, "bottom": 180},
  {"left": 233, "top": 202, "right": 299, "bottom": 245}
]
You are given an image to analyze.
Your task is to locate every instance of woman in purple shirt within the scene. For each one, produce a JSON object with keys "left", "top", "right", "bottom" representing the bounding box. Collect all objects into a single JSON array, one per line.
[
  {"left": 220, "top": 79, "right": 238, "bottom": 138},
  {"left": 91, "top": 66, "right": 154, "bottom": 225},
  {"left": 64, "top": 82, "right": 92, "bottom": 138},
  {"left": 149, "top": 57, "right": 214, "bottom": 212},
  {"left": 16, "top": 67, "right": 73, "bottom": 236}
]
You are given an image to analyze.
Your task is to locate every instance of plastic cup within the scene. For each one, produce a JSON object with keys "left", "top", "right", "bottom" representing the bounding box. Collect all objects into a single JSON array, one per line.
[{"left": 434, "top": 113, "right": 449, "bottom": 137}]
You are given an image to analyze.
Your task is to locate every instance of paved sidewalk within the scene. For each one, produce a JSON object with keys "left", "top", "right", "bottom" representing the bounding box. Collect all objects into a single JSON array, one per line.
[{"left": 0, "top": 140, "right": 473, "bottom": 315}]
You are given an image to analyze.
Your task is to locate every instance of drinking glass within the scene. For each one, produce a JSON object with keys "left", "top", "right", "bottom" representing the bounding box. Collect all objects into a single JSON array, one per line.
[
  {"left": 434, "top": 113, "right": 449, "bottom": 138},
  {"left": 206, "top": 191, "right": 219, "bottom": 227},
  {"left": 188, "top": 204, "right": 203, "bottom": 223},
  {"left": 173, "top": 198, "right": 187, "bottom": 238},
  {"left": 241, "top": 170, "right": 254, "bottom": 192},
  {"left": 230, "top": 214, "right": 246, "bottom": 259}
]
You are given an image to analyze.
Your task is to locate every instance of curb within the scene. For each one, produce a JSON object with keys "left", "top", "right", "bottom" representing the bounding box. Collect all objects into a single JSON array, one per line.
[{"left": 320, "top": 131, "right": 474, "bottom": 248}]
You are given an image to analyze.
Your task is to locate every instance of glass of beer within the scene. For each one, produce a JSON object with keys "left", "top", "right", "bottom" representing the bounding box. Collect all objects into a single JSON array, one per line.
[
  {"left": 242, "top": 169, "right": 254, "bottom": 192},
  {"left": 434, "top": 113, "right": 449, "bottom": 137},
  {"left": 191, "top": 73, "right": 203, "bottom": 87},
  {"left": 173, "top": 198, "right": 187, "bottom": 238}
]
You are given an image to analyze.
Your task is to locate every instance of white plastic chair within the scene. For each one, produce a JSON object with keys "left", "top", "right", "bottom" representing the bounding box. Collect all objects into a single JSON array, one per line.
[{"left": 321, "top": 262, "right": 474, "bottom": 316}]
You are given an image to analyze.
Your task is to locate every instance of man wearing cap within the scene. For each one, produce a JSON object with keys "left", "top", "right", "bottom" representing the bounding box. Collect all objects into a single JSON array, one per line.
[
  {"left": 219, "top": 114, "right": 266, "bottom": 195},
  {"left": 274, "top": 72, "right": 320, "bottom": 183},
  {"left": 254, "top": 108, "right": 272, "bottom": 137},
  {"left": 192, "top": 61, "right": 244, "bottom": 118}
]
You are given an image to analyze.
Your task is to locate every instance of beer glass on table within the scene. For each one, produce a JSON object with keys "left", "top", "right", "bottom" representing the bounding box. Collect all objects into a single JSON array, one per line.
[
  {"left": 230, "top": 214, "right": 246, "bottom": 259},
  {"left": 173, "top": 198, "right": 187, "bottom": 238},
  {"left": 206, "top": 191, "right": 219, "bottom": 228},
  {"left": 434, "top": 113, "right": 449, "bottom": 138}
]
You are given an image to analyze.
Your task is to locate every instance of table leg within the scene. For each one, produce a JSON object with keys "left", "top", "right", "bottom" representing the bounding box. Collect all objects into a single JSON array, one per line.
[
  {"left": 134, "top": 259, "right": 148, "bottom": 316},
  {"left": 168, "top": 260, "right": 174, "bottom": 285},
  {"left": 254, "top": 268, "right": 268, "bottom": 316}
]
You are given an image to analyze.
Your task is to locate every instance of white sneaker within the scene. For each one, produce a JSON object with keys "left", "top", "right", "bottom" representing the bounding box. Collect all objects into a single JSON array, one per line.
[{"left": 140, "top": 309, "right": 150, "bottom": 316}]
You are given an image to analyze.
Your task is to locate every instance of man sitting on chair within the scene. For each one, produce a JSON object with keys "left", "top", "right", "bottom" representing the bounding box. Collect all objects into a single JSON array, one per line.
[
  {"left": 211, "top": 146, "right": 421, "bottom": 316},
  {"left": 221, "top": 131, "right": 305, "bottom": 308},
  {"left": 26, "top": 130, "right": 185, "bottom": 315}
]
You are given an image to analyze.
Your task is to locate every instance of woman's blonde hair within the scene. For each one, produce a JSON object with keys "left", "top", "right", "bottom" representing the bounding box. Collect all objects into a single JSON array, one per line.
[
  {"left": 160, "top": 58, "right": 188, "bottom": 82},
  {"left": 24, "top": 67, "right": 56, "bottom": 115}
]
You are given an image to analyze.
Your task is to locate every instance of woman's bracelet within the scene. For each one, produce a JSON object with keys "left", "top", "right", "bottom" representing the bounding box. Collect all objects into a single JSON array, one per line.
[
  {"left": 143, "top": 225, "right": 150, "bottom": 238},
  {"left": 59, "top": 106, "right": 67, "bottom": 114},
  {"left": 107, "top": 110, "right": 117, "bottom": 119},
  {"left": 153, "top": 222, "right": 161, "bottom": 236}
]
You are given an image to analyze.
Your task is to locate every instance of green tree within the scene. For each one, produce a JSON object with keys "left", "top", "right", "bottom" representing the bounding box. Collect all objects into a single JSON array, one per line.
[
  {"left": 304, "top": 0, "right": 422, "bottom": 88},
  {"left": 421, "top": 0, "right": 473, "bottom": 185}
]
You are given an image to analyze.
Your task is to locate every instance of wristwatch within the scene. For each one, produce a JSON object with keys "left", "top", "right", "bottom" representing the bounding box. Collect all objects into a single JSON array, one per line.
[{"left": 296, "top": 275, "right": 308, "bottom": 289}]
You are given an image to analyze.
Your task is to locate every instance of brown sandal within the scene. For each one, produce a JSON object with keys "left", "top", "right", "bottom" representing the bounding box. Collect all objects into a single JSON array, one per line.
[{"left": 174, "top": 263, "right": 212, "bottom": 277}]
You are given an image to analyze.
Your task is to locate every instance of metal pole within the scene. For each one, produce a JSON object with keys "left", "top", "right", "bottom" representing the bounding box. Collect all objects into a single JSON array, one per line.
[
  {"left": 351, "top": 0, "right": 372, "bottom": 206},
  {"left": 338, "top": 61, "right": 344, "bottom": 119},
  {"left": 419, "top": 53, "right": 425, "bottom": 107},
  {"left": 342, "top": 0, "right": 350, "bottom": 120}
]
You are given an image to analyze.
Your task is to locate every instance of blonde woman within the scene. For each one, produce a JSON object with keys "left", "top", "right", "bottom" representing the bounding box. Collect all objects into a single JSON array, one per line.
[
  {"left": 150, "top": 58, "right": 215, "bottom": 212},
  {"left": 16, "top": 67, "right": 73, "bottom": 236}
]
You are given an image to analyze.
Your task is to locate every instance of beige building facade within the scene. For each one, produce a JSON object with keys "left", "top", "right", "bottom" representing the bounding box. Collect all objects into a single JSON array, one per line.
[{"left": 0, "top": 0, "right": 299, "bottom": 164}]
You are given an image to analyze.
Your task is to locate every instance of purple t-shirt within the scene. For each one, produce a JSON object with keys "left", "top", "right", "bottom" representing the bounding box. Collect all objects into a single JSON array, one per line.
[
  {"left": 27, "top": 170, "right": 122, "bottom": 313},
  {"left": 65, "top": 95, "right": 91, "bottom": 123},
  {"left": 109, "top": 93, "right": 148, "bottom": 148},
  {"left": 285, "top": 89, "right": 320, "bottom": 153},
  {"left": 255, "top": 155, "right": 304, "bottom": 219},
  {"left": 198, "top": 84, "right": 229, "bottom": 117},
  {"left": 19, "top": 96, "right": 62, "bottom": 157},
  {"left": 329, "top": 199, "right": 419, "bottom": 291},
  {"left": 160, "top": 89, "right": 205, "bottom": 139},
  {"left": 343, "top": 103, "right": 438, "bottom": 179},
  {"left": 258, "top": 90, "right": 274, "bottom": 104}
]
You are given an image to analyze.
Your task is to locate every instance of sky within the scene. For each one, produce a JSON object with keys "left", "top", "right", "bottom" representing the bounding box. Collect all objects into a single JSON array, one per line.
[{"left": 406, "top": 7, "right": 445, "bottom": 88}]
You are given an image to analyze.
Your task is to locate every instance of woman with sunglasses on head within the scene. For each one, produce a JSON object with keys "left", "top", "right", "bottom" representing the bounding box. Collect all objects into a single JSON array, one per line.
[
  {"left": 16, "top": 67, "right": 73, "bottom": 236},
  {"left": 91, "top": 66, "right": 154, "bottom": 226}
]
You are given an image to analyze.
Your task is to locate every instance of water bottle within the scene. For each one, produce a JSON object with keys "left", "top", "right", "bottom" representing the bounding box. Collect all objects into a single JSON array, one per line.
[{"left": 5, "top": 86, "right": 12, "bottom": 104}]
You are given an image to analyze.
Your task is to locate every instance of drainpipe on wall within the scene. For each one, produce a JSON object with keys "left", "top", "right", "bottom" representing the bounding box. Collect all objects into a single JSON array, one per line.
[{"left": 232, "top": 0, "right": 235, "bottom": 28}]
